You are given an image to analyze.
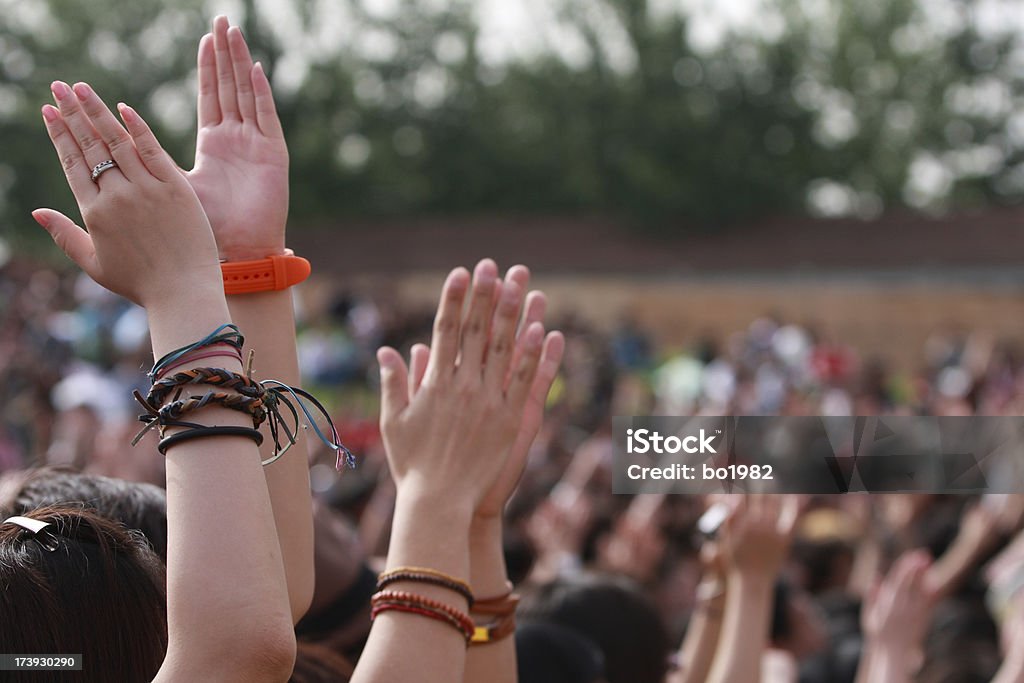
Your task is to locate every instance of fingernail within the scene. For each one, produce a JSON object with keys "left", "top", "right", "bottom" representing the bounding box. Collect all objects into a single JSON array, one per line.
[
  {"left": 72, "top": 82, "right": 92, "bottom": 101},
  {"left": 31, "top": 210, "right": 49, "bottom": 228},
  {"left": 51, "top": 81, "right": 70, "bottom": 100},
  {"left": 475, "top": 259, "right": 497, "bottom": 283},
  {"left": 502, "top": 280, "right": 520, "bottom": 303},
  {"left": 447, "top": 267, "right": 470, "bottom": 291},
  {"left": 526, "top": 323, "right": 544, "bottom": 348},
  {"left": 377, "top": 348, "right": 397, "bottom": 369},
  {"left": 117, "top": 103, "right": 136, "bottom": 123},
  {"left": 41, "top": 105, "right": 57, "bottom": 123}
]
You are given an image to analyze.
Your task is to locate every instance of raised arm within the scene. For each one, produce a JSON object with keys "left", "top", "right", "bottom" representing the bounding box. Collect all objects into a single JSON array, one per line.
[
  {"left": 855, "top": 550, "right": 935, "bottom": 683},
  {"left": 351, "top": 259, "right": 554, "bottom": 683},
  {"left": 185, "top": 16, "right": 313, "bottom": 622},
  {"left": 705, "top": 495, "right": 798, "bottom": 683},
  {"left": 37, "top": 82, "right": 293, "bottom": 680}
]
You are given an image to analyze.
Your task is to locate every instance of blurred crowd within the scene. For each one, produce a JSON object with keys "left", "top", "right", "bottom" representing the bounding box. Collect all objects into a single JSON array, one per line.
[{"left": 6, "top": 253, "right": 1024, "bottom": 682}]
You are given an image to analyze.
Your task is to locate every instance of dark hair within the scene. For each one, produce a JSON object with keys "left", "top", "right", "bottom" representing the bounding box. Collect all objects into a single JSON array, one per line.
[
  {"left": 0, "top": 468, "right": 168, "bottom": 560},
  {"left": 519, "top": 574, "right": 669, "bottom": 683},
  {"left": 0, "top": 505, "right": 167, "bottom": 683},
  {"left": 516, "top": 622, "right": 604, "bottom": 683}
]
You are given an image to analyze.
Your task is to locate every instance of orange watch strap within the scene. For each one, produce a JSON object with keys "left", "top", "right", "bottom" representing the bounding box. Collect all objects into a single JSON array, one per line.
[{"left": 221, "top": 249, "right": 311, "bottom": 294}]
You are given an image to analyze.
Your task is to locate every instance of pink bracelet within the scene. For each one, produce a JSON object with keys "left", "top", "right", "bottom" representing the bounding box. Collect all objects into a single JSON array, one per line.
[{"left": 154, "top": 345, "right": 244, "bottom": 380}]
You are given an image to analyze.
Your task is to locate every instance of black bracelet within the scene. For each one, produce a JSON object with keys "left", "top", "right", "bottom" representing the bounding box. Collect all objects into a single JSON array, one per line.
[{"left": 157, "top": 426, "right": 264, "bottom": 455}]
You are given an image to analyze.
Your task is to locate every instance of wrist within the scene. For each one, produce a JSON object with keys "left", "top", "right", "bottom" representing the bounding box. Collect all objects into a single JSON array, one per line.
[
  {"left": 218, "top": 236, "right": 287, "bottom": 263},
  {"left": 728, "top": 568, "right": 776, "bottom": 593},
  {"left": 396, "top": 486, "right": 475, "bottom": 529},
  {"left": 145, "top": 288, "right": 233, "bottom": 358}
]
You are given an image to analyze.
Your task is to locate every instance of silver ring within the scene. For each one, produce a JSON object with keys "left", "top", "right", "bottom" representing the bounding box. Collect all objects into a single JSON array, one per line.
[{"left": 90, "top": 159, "right": 118, "bottom": 182}]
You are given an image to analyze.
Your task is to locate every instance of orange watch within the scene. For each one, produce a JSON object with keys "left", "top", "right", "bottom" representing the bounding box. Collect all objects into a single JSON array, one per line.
[{"left": 221, "top": 249, "right": 311, "bottom": 295}]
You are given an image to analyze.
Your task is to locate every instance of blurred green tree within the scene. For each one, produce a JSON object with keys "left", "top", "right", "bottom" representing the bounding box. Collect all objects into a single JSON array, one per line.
[{"left": 1, "top": 0, "right": 1021, "bottom": 252}]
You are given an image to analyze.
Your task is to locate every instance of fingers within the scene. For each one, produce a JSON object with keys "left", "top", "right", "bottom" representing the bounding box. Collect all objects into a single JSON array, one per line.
[
  {"left": 508, "top": 290, "right": 548, "bottom": 389},
  {"left": 41, "top": 105, "right": 97, "bottom": 202},
  {"left": 455, "top": 259, "right": 499, "bottom": 379},
  {"left": 32, "top": 209, "right": 98, "bottom": 274},
  {"left": 70, "top": 83, "right": 146, "bottom": 181},
  {"left": 409, "top": 343, "right": 429, "bottom": 398},
  {"left": 378, "top": 347, "right": 410, "bottom": 421},
  {"left": 197, "top": 33, "right": 220, "bottom": 127},
  {"left": 252, "top": 62, "right": 284, "bottom": 138},
  {"left": 507, "top": 322, "right": 545, "bottom": 408},
  {"left": 227, "top": 26, "right": 257, "bottom": 120},
  {"left": 483, "top": 279, "right": 525, "bottom": 389},
  {"left": 529, "top": 331, "right": 565, "bottom": 406},
  {"left": 212, "top": 16, "right": 240, "bottom": 121},
  {"left": 116, "top": 104, "right": 179, "bottom": 182},
  {"left": 425, "top": 268, "right": 471, "bottom": 383},
  {"left": 51, "top": 81, "right": 117, "bottom": 174}
]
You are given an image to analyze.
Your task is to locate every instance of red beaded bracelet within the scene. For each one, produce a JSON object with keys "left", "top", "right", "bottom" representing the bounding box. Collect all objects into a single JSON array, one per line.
[{"left": 371, "top": 590, "right": 475, "bottom": 643}]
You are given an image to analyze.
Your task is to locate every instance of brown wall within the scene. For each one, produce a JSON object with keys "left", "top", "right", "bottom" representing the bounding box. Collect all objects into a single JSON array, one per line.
[{"left": 329, "top": 272, "right": 1024, "bottom": 370}]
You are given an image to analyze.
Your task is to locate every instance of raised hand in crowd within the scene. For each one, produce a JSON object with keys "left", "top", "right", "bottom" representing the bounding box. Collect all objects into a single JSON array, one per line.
[
  {"left": 705, "top": 495, "right": 799, "bottom": 683},
  {"left": 183, "top": 16, "right": 314, "bottom": 624},
  {"left": 352, "top": 259, "right": 561, "bottom": 683},
  {"left": 34, "top": 81, "right": 294, "bottom": 680},
  {"left": 855, "top": 550, "right": 936, "bottom": 683},
  {"left": 186, "top": 16, "right": 289, "bottom": 261}
]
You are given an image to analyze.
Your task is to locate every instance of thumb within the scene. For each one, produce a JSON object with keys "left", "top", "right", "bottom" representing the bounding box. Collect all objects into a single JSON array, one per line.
[
  {"left": 32, "top": 209, "right": 98, "bottom": 273},
  {"left": 377, "top": 347, "right": 410, "bottom": 421}
]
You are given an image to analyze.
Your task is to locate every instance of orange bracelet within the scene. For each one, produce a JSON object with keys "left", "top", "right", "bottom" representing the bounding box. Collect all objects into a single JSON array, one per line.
[
  {"left": 221, "top": 249, "right": 311, "bottom": 295},
  {"left": 469, "top": 590, "right": 520, "bottom": 645}
]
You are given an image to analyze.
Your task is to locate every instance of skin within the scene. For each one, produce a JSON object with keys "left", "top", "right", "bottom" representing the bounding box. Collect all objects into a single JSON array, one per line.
[
  {"left": 705, "top": 495, "right": 799, "bottom": 683},
  {"left": 36, "top": 82, "right": 294, "bottom": 681},
  {"left": 185, "top": 16, "right": 312, "bottom": 624},
  {"left": 351, "top": 259, "right": 561, "bottom": 683}
]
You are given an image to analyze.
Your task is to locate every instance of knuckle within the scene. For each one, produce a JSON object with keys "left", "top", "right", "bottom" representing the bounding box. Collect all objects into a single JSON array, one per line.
[
  {"left": 434, "top": 315, "right": 457, "bottom": 335},
  {"left": 490, "top": 338, "right": 510, "bottom": 356},
  {"left": 59, "top": 151, "right": 81, "bottom": 174},
  {"left": 77, "top": 131, "right": 103, "bottom": 153},
  {"left": 106, "top": 133, "right": 132, "bottom": 154}
]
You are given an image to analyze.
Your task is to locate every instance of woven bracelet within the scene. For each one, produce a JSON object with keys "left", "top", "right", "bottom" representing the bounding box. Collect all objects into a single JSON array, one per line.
[
  {"left": 148, "top": 367, "right": 264, "bottom": 410},
  {"left": 377, "top": 570, "right": 475, "bottom": 607}
]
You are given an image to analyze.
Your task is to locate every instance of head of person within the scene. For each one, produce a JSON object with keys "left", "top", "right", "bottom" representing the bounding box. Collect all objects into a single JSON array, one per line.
[
  {"left": 0, "top": 467, "right": 168, "bottom": 560},
  {"left": 516, "top": 621, "right": 605, "bottom": 683},
  {"left": 519, "top": 574, "right": 669, "bottom": 683},
  {"left": 0, "top": 504, "right": 167, "bottom": 683}
]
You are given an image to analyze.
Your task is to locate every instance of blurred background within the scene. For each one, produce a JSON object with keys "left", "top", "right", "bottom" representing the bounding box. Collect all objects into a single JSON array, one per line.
[
  {"left": 6, "top": 0, "right": 1024, "bottom": 462},
  {"left": 8, "top": 3, "right": 1024, "bottom": 681}
]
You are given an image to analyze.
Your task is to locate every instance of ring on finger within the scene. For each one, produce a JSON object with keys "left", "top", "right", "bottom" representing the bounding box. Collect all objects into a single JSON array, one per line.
[{"left": 90, "top": 159, "right": 118, "bottom": 182}]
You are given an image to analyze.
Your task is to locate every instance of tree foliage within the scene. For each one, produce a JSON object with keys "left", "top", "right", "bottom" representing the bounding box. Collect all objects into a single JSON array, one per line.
[{"left": 2, "top": 0, "right": 1022, "bottom": 250}]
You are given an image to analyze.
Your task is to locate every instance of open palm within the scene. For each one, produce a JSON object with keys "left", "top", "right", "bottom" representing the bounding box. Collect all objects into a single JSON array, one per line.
[{"left": 186, "top": 17, "right": 288, "bottom": 262}]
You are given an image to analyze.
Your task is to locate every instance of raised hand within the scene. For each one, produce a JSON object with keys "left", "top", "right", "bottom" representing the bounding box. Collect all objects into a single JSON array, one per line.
[
  {"left": 186, "top": 16, "right": 289, "bottom": 261},
  {"left": 376, "top": 259, "right": 550, "bottom": 509},
  {"left": 856, "top": 550, "right": 936, "bottom": 683},
  {"left": 719, "top": 494, "right": 799, "bottom": 582},
  {"left": 35, "top": 81, "right": 222, "bottom": 309}
]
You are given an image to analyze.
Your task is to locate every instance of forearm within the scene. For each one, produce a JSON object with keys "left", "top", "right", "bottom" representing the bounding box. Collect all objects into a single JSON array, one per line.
[
  {"left": 352, "top": 490, "right": 474, "bottom": 683},
  {"left": 855, "top": 642, "right": 912, "bottom": 683},
  {"left": 706, "top": 573, "right": 773, "bottom": 683},
  {"left": 465, "top": 517, "right": 517, "bottom": 683},
  {"left": 151, "top": 301, "right": 294, "bottom": 680},
  {"left": 671, "top": 581, "right": 725, "bottom": 683},
  {"left": 227, "top": 288, "right": 314, "bottom": 623}
]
